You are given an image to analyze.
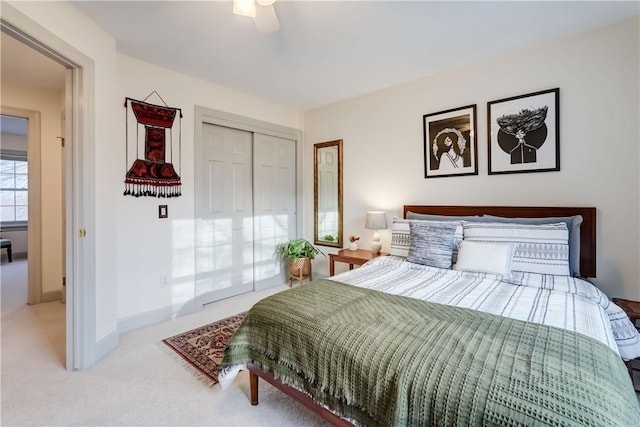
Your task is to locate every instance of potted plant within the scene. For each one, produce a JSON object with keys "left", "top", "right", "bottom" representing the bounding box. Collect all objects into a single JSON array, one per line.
[{"left": 276, "top": 238, "right": 325, "bottom": 286}]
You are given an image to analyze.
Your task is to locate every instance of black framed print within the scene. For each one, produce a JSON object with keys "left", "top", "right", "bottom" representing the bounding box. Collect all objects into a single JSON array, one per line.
[
  {"left": 423, "top": 104, "right": 477, "bottom": 178},
  {"left": 487, "top": 88, "right": 560, "bottom": 175}
]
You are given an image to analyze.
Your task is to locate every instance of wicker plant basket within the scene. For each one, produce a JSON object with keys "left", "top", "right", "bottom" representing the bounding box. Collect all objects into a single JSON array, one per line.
[{"left": 289, "top": 257, "right": 312, "bottom": 286}]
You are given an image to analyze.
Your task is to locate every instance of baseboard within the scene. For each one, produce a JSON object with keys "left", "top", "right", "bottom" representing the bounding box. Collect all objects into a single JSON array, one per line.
[
  {"left": 254, "top": 280, "right": 288, "bottom": 292},
  {"left": 117, "top": 284, "right": 289, "bottom": 335},
  {"left": 42, "top": 290, "right": 61, "bottom": 303},
  {"left": 93, "top": 329, "right": 120, "bottom": 367},
  {"left": 117, "top": 299, "right": 201, "bottom": 334}
]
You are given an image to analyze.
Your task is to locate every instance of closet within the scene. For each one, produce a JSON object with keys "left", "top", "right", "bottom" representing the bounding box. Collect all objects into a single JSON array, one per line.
[{"left": 194, "top": 107, "right": 298, "bottom": 306}]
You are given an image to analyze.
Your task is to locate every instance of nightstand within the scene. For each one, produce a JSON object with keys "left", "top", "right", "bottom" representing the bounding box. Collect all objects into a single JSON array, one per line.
[
  {"left": 329, "top": 249, "right": 388, "bottom": 276},
  {"left": 612, "top": 298, "right": 640, "bottom": 392}
]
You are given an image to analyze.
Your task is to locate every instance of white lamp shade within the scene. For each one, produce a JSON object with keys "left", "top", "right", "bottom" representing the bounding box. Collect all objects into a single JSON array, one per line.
[{"left": 365, "top": 211, "right": 388, "bottom": 230}]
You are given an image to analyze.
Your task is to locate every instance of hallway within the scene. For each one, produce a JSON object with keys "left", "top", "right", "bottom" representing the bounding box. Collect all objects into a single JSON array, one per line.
[{"left": 1, "top": 257, "right": 66, "bottom": 381}]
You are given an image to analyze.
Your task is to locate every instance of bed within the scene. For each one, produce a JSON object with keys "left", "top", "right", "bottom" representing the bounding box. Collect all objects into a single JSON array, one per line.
[{"left": 220, "top": 205, "right": 640, "bottom": 426}]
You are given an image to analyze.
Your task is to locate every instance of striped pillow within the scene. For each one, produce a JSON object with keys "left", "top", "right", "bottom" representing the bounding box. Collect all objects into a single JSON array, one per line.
[
  {"left": 462, "top": 222, "right": 570, "bottom": 276},
  {"left": 407, "top": 221, "right": 458, "bottom": 269},
  {"left": 483, "top": 214, "right": 583, "bottom": 277},
  {"left": 390, "top": 218, "right": 463, "bottom": 262},
  {"left": 390, "top": 218, "right": 413, "bottom": 257}
]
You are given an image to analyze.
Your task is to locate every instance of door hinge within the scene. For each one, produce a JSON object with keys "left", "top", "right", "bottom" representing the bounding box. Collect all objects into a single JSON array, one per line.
[
  {"left": 78, "top": 228, "right": 86, "bottom": 238},
  {"left": 57, "top": 136, "right": 65, "bottom": 147}
]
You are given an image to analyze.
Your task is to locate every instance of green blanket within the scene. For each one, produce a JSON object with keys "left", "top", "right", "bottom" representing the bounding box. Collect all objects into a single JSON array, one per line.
[{"left": 221, "top": 279, "right": 640, "bottom": 426}]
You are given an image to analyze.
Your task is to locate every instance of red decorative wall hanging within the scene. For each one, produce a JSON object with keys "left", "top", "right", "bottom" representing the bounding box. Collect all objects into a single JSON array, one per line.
[{"left": 123, "top": 92, "right": 183, "bottom": 197}]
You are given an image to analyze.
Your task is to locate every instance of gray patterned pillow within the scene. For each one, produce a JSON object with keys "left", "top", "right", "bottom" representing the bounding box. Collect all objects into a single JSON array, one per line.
[
  {"left": 391, "top": 218, "right": 463, "bottom": 261},
  {"left": 406, "top": 221, "right": 458, "bottom": 269}
]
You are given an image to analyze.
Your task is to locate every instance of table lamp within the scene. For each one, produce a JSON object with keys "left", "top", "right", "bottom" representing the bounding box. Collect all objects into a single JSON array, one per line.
[{"left": 365, "top": 211, "right": 387, "bottom": 255}]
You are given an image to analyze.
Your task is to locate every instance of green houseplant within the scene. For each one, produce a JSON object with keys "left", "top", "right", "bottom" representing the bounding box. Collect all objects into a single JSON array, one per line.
[
  {"left": 276, "top": 238, "right": 325, "bottom": 286},
  {"left": 276, "top": 238, "right": 324, "bottom": 262}
]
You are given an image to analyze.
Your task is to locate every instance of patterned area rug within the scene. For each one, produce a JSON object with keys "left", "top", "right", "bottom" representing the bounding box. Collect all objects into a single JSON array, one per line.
[{"left": 162, "top": 312, "right": 247, "bottom": 386}]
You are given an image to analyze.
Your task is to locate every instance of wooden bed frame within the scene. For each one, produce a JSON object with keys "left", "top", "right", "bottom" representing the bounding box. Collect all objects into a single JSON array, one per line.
[{"left": 247, "top": 205, "right": 597, "bottom": 426}]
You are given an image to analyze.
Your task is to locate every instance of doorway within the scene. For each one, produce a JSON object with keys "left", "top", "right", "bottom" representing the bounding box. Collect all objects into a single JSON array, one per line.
[
  {"left": 0, "top": 114, "right": 32, "bottom": 307},
  {"left": 1, "top": 36, "right": 67, "bottom": 367},
  {"left": 1, "top": 8, "right": 94, "bottom": 370},
  {"left": 0, "top": 107, "right": 44, "bottom": 306}
]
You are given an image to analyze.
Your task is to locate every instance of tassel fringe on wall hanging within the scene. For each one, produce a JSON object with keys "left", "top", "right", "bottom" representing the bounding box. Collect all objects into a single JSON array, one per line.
[{"left": 123, "top": 92, "right": 183, "bottom": 197}]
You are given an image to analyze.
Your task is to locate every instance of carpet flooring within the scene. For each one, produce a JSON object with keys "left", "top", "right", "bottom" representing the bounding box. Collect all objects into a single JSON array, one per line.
[
  {"left": 2, "top": 263, "right": 328, "bottom": 426},
  {"left": 162, "top": 311, "right": 247, "bottom": 386}
]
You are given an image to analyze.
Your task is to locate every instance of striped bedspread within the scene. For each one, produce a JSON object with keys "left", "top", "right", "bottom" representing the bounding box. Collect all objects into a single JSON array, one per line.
[
  {"left": 221, "top": 279, "right": 640, "bottom": 426},
  {"left": 333, "top": 256, "right": 640, "bottom": 361}
]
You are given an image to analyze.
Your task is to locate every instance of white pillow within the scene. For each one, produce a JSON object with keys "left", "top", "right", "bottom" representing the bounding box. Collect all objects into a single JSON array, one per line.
[
  {"left": 462, "top": 221, "right": 570, "bottom": 276},
  {"left": 453, "top": 241, "right": 514, "bottom": 277}
]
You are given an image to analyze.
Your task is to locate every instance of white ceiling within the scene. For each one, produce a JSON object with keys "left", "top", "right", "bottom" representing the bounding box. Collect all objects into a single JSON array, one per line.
[
  {"left": 7, "top": 1, "right": 640, "bottom": 111},
  {"left": 70, "top": 0, "right": 639, "bottom": 110}
]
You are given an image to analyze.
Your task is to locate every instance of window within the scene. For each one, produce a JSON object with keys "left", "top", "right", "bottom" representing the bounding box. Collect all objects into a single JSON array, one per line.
[{"left": 0, "top": 152, "right": 28, "bottom": 228}]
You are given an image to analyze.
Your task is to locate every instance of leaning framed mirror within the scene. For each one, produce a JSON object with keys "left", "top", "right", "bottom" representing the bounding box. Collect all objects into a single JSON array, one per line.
[{"left": 314, "top": 139, "right": 343, "bottom": 248}]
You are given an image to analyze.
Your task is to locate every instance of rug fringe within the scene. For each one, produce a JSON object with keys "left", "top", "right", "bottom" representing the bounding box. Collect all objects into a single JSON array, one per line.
[{"left": 157, "top": 341, "right": 217, "bottom": 388}]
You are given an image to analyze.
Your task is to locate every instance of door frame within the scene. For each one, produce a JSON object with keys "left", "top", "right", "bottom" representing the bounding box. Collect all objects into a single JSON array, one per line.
[
  {"left": 1, "top": 4, "right": 97, "bottom": 370},
  {"left": 194, "top": 106, "right": 303, "bottom": 303}
]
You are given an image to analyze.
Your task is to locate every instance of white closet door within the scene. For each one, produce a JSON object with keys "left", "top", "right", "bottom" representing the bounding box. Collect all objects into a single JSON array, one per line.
[
  {"left": 253, "top": 133, "right": 297, "bottom": 290},
  {"left": 196, "top": 123, "right": 254, "bottom": 304}
]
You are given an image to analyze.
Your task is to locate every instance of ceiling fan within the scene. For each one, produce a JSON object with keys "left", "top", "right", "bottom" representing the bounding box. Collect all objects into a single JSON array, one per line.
[{"left": 233, "top": 0, "right": 281, "bottom": 35}]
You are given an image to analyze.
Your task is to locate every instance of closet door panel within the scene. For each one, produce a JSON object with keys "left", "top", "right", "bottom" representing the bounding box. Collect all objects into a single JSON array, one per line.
[
  {"left": 253, "top": 133, "right": 296, "bottom": 290},
  {"left": 196, "top": 123, "right": 254, "bottom": 304}
]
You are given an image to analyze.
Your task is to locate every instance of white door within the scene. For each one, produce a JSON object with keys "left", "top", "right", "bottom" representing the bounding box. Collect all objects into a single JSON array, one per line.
[
  {"left": 196, "top": 124, "right": 254, "bottom": 304},
  {"left": 253, "top": 133, "right": 296, "bottom": 290}
]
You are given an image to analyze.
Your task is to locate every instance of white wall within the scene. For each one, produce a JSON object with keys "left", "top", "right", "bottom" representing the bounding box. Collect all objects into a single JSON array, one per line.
[
  {"left": 115, "top": 55, "right": 303, "bottom": 322},
  {"left": 304, "top": 18, "right": 640, "bottom": 300},
  {"left": 1, "top": 81, "right": 64, "bottom": 294}
]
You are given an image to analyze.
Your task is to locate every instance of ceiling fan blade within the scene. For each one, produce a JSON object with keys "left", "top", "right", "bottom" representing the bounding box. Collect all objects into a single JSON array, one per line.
[{"left": 254, "top": 4, "right": 280, "bottom": 35}]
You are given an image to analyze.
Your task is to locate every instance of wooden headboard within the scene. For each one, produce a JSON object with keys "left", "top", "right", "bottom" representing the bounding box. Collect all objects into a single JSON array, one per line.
[{"left": 403, "top": 205, "right": 597, "bottom": 278}]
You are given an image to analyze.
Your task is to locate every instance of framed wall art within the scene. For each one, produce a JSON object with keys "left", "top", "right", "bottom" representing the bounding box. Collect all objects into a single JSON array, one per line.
[
  {"left": 423, "top": 104, "right": 477, "bottom": 178},
  {"left": 487, "top": 88, "right": 560, "bottom": 175}
]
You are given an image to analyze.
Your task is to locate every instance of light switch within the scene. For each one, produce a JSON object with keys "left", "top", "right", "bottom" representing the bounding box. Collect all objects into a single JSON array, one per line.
[{"left": 159, "top": 205, "right": 168, "bottom": 218}]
